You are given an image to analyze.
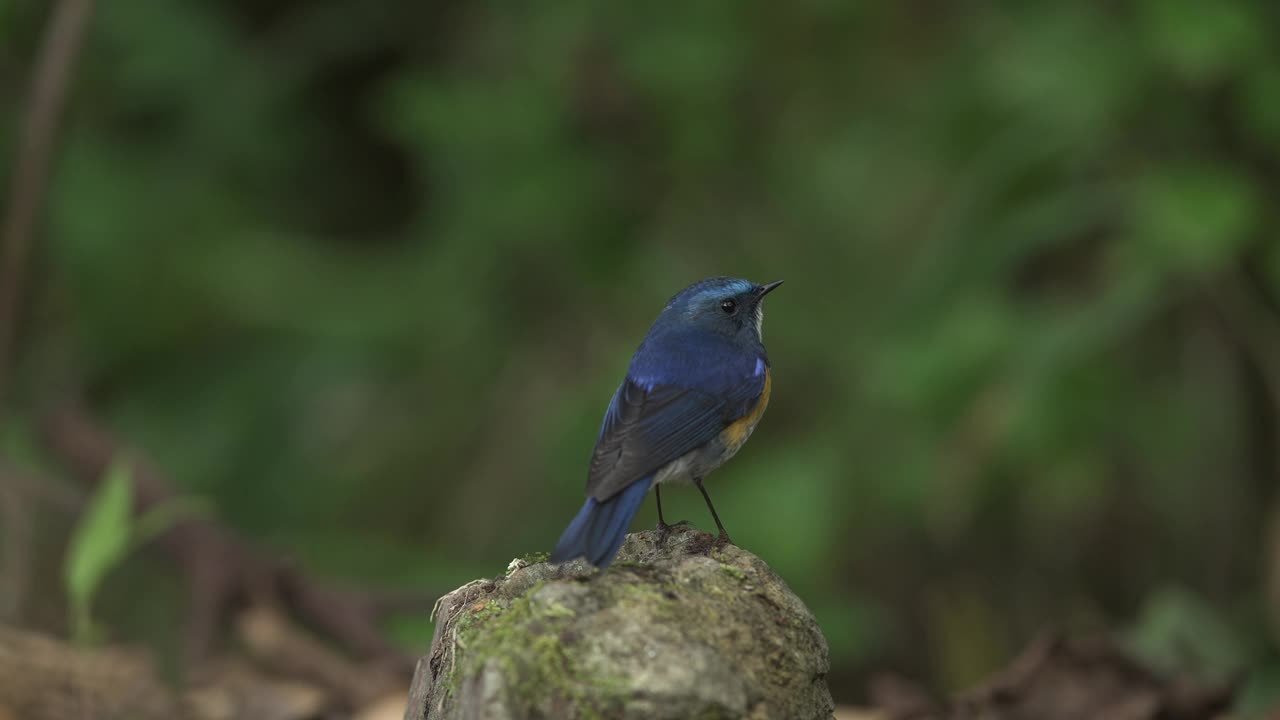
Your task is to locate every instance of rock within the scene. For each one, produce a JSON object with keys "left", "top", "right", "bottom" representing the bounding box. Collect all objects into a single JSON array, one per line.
[{"left": 405, "top": 525, "right": 834, "bottom": 720}]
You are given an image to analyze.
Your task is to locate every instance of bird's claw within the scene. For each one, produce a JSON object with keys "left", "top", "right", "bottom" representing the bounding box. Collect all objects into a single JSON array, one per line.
[
  {"left": 713, "top": 531, "right": 734, "bottom": 550},
  {"left": 656, "top": 520, "right": 690, "bottom": 547}
]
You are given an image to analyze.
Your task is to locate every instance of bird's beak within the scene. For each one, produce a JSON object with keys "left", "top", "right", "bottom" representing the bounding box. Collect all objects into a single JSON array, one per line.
[{"left": 756, "top": 280, "right": 784, "bottom": 298}]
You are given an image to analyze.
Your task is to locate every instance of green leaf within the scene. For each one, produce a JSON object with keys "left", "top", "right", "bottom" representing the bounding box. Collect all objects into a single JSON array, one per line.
[
  {"left": 1237, "top": 663, "right": 1280, "bottom": 719},
  {"left": 1241, "top": 64, "right": 1280, "bottom": 151},
  {"left": 1126, "top": 586, "right": 1244, "bottom": 681},
  {"left": 1130, "top": 165, "right": 1260, "bottom": 272},
  {"left": 131, "top": 496, "right": 209, "bottom": 549},
  {"left": 63, "top": 458, "right": 135, "bottom": 644},
  {"left": 1138, "top": 0, "right": 1264, "bottom": 83}
]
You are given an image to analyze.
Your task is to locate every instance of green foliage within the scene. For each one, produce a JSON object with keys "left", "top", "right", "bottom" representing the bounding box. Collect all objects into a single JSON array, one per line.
[
  {"left": 62, "top": 458, "right": 205, "bottom": 644},
  {"left": 1127, "top": 587, "right": 1245, "bottom": 683},
  {"left": 1239, "top": 663, "right": 1280, "bottom": 720},
  {"left": 5, "top": 0, "right": 1280, "bottom": 697},
  {"left": 1131, "top": 164, "right": 1260, "bottom": 272},
  {"left": 64, "top": 460, "right": 135, "bottom": 645}
]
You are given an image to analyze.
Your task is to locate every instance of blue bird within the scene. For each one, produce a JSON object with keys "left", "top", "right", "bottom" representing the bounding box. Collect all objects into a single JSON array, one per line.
[{"left": 550, "top": 277, "right": 783, "bottom": 568}]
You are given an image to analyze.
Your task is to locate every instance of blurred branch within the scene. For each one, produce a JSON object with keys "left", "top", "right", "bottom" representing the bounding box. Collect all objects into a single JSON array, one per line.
[
  {"left": 1203, "top": 271, "right": 1280, "bottom": 645},
  {"left": 0, "top": 459, "right": 83, "bottom": 621},
  {"left": 0, "top": 472, "right": 30, "bottom": 620},
  {"left": 949, "top": 633, "right": 1232, "bottom": 720},
  {"left": 1205, "top": 275, "right": 1280, "bottom": 411},
  {"left": 0, "top": 0, "right": 95, "bottom": 414},
  {"left": 0, "top": 458, "right": 85, "bottom": 512},
  {"left": 237, "top": 606, "right": 401, "bottom": 709}
]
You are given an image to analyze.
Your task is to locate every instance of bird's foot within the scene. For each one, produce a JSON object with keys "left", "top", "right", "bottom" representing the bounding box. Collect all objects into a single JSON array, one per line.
[
  {"left": 656, "top": 520, "right": 690, "bottom": 547},
  {"left": 713, "top": 531, "right": 734, "bottom": 550}
]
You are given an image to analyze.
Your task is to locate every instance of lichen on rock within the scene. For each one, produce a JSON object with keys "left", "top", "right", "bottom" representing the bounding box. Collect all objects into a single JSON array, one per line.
[{"left": 406, "top": 525, "right": 835, "bottom": 720}]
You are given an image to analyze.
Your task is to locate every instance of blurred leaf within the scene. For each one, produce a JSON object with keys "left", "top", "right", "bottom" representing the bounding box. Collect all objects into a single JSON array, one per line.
[
  {"left": 870, "top": 299, "right": 1017, "bottom": 420},
  {"left": 1237, "top": 662, "right": 1280, "bottom": 720},
  {"left": 64, "top": 458, "right": 135, "bottom": 645},
  {"left": 131, "top": 496, "right": 209, "bottom": 549},
  {"left": 1138, "top": 0, "right": 1264, "bottom": 83},
  {"left": 1130, "top": 165, "right": 1260, "bottom": 272},
  {"left": 978, "top": 7, "right": 1139, "bottom": 144},
  {"left": 929, "top": 583, "right": 1010, "bottom": 690},
  {"left": 1240, "top": 63, "right": 1280, "bottom": 151},
  {"left": 1126, "top": 586, "right": 1244, "bottom": 682}
]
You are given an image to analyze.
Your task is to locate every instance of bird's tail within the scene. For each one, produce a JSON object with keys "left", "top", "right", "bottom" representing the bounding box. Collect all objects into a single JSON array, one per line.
[{"left": 549, "top": 475, "right": 651, "bottom": 568}]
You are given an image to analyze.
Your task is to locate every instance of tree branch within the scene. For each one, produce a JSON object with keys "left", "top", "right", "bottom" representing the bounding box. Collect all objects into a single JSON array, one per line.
[{"left": 0, "top": 0, "right": 96, "bottom": 414}]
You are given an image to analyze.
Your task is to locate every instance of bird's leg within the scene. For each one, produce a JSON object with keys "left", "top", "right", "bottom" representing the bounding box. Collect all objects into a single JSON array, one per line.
[
  {"left": 654, "top": 485, "right": 688, "bottom": 547},
  {"left": 694, "top": 477, "right": 732, "bottom": 547},
  {"left": 656, "top": 484, "right": 668, "bottom": 528},
  {"left": 655, "top": 485, "right": 671, "bottom": 546}
]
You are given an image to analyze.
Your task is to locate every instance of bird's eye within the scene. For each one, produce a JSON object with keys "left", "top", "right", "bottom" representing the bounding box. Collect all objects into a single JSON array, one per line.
[{"left": 720, "top": 299, "right": 737, "bottom": 314}]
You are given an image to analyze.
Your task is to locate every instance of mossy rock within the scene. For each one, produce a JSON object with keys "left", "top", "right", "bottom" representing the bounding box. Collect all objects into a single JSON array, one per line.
[{"left": 405, "top": 526, "right": 834, "bottom": 720}]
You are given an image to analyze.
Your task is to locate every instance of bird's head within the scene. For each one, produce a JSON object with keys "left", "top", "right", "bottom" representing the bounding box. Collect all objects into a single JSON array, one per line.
[{"left": 656, "top": 276, "right": 784, "bottom": 345}]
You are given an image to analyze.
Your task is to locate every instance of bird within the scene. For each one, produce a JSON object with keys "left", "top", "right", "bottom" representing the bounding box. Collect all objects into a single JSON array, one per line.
[{"left": 550, "top": 276, "right": 783, "bottom": 569}]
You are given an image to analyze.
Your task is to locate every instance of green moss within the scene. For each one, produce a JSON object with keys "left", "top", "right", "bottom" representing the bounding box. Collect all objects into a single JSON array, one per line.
[
  {"left": 518, "top": 550, "right": 550, "bottom": 564},
  {"left": 718, "top": 563, "right": 747, "bottom": 581},
  {"left": 610, "top": 577, "right": 682, "bottom": 623},
  {"left": 540, "top": 598, "right": 576, "bottom": 619},
  {"left": 448, "top": 584, "right": 627, "bottom": 718},
  {"left": 449, "top": 600, "right": 502, "bottom": 652}
]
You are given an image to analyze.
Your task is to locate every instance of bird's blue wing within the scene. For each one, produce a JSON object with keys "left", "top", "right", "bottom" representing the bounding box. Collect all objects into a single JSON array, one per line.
[{"left": 585, "top": 372, "right": 766, "bottom": 502}]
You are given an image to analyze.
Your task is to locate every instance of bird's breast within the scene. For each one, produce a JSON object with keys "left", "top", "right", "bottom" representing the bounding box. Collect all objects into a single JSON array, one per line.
[{"left": 719, "top": 367, "right": 771, "bottom": 455}]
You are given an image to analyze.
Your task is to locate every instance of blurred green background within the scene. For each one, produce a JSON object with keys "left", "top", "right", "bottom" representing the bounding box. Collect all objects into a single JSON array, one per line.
[{"left": 4, "top": 0, "right": 1280, "bottom": 709}]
